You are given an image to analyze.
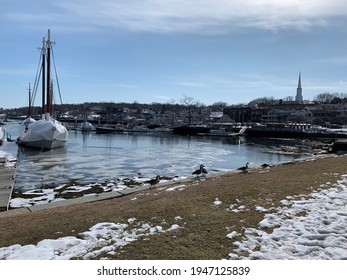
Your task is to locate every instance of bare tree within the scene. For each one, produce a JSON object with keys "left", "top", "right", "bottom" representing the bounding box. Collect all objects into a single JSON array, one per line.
[
  {"left": 249, "top": 96, "right": 277, "bottom": 107},
  {"left": 180, "top": 95, "right": 199, "bottom": 125},
  {"left": 211, "top": 101, "right": 229, "bottom": 109},
  {"left": 283, "top": 96, "right": 294, "bottom": 102},
  {"left": 314, "top": 93, "right": 335, "bottom": 104}
]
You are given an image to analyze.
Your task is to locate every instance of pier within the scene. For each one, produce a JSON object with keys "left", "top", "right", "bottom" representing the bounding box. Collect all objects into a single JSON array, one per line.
[{"left": 0, "top": 141, "right": 18, "bottom": 212}]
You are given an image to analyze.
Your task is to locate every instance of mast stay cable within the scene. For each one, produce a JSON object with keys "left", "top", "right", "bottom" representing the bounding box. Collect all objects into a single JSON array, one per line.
[
  {"left": 51, "top": 46, "right": 63, "bottom": 106},
  {"left": 31, "top": 52, "right": 42, "bottom": 107}
]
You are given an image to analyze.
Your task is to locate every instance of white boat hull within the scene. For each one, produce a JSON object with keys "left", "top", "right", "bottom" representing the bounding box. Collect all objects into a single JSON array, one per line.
[
  {"left": 18, "top": 118, "right": 68, "bottom": 150},
  {"left": 0, "top": 127, "right": 5, "bottom": 146}
]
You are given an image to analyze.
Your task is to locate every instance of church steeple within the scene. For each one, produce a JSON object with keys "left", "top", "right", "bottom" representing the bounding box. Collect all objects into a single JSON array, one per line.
[{"left": 295, "top": 72, "right": 303, "bottom": 102}]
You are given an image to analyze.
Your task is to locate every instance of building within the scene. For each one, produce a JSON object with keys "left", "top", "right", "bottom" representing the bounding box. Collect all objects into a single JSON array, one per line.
[
  {"left": 224, "top": 107, "right": 252, "bottom": 123},
  {"left": 295, "top": 72, "right": 303, "bottom": 102}
]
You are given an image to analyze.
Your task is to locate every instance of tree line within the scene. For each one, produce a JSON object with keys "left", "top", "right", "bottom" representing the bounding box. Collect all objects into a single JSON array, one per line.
[{"left": 248, "top": 92, "right": 347, "bottom": 107}]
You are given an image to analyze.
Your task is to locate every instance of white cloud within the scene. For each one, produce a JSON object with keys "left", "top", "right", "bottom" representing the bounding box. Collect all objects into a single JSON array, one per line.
[
  {"left": 316, "top": 56, "right": 347, "bottom": 65},
  {"left": 66, "top": 0, "right": 347, "bottom": 33},
  {"left": 153, "top": 95, "right": 174, "bottom": 102},
  {"left": 4, "top": 0, "right": 347, "bottom": 34},
  {"left": 173, "top": 81, "right": 207, "bottom": 88}
]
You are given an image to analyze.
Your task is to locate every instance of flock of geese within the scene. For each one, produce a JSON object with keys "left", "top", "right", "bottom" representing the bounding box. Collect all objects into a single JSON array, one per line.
[{"left": 146, "top": 161, "right": 271, "bottom": 189}]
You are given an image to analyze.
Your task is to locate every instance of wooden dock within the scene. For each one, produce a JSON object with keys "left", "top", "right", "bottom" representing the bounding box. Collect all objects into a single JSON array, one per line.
[{"left": 0, "top": 141, "right": 18, "bottom": 212}]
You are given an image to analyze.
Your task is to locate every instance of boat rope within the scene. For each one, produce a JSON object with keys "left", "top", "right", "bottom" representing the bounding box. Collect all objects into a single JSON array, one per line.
[
  {"left": 51, "top": 46, "right": 63, "bottom": 105},
  {"left": 31, "top": 52, "right": 42, "bottom": 107}
]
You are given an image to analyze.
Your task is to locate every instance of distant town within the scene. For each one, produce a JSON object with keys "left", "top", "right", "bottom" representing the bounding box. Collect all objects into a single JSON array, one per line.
[
  {"left": 2, "top": 91, "right": 347, "bottom": 129},
  {"left": 1, "top": 75, "right": 347, "bottom": 128}
]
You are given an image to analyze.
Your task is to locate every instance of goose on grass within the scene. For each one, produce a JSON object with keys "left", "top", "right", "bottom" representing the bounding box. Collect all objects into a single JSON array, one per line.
[
  {"left": 146, "top": 175, "right": 160, "bottom": 189},
  {"left": 237, "top": 162, "right": 249, "bottom": 172},
  {"left": 192, "top": 164, "right": 208, "bottom": 178}
]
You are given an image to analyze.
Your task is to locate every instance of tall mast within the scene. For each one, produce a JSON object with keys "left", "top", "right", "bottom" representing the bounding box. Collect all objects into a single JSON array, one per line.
[
  {"left": 41, "top": 36, "right": 46, "bottom": 116},
  {"left": 28, "top": 83, "right": 32, "bottom": 117},
  {"left": 46, "top": 29, "right": 52, "bottom": 116}
]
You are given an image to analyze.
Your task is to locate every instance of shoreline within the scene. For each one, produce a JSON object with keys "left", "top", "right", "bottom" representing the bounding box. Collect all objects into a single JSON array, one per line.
[
  {"left": 0, "top": 154, "right": 346, "bottom": 259},
  {"left": 4, "top": 152, "right": 329, "bottom": 216}
]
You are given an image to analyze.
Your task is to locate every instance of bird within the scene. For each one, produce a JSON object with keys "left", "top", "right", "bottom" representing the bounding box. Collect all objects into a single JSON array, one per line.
[
  {"left": 201, "top": 165, "right": 208, "bottom": 175},
  {"left": 261, "top": 163, "right": 270, "bottom": 168},
  {"left": 192, "top": 164, "right": 207, "bottom": 178},
  {"left": 146, "top": 175, "right": 160, "bottom": 189},
  {"left": 237, "top": 162, "right": 249, "bottom": 172}
]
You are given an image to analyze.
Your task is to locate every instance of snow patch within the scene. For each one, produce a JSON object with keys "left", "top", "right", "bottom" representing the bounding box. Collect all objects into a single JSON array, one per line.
[
  {"left": 0, "top": 218, "right": 182, "bottom": 260},
  {"left": 230, "top": 175, "right": 347, "bottom": 260}
]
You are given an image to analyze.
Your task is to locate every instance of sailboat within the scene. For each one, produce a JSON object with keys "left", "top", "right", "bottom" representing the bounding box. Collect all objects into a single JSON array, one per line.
[{"left": 17, "top": 29, "right": 68, "bottom": 150}]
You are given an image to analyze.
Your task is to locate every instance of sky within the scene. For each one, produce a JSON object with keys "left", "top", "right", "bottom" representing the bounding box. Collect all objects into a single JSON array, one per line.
[{"left": 1, "top": 0, "right": 347, "bottom": 109}]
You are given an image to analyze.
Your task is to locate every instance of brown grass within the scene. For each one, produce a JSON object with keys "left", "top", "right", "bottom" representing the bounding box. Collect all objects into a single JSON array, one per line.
[{"left": 1, "top": 155, "right": 346, "bottom": 259}]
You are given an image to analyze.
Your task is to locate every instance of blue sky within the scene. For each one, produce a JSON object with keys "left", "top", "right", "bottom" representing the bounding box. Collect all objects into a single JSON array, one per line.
[{"left": 1, "top": 0, "right": 347, "bottom": 109}]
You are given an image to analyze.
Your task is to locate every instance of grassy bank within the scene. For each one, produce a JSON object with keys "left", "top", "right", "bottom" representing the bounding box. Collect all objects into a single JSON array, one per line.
[{"left": 1, "top": 155, "right": 347, "bottom": 259}]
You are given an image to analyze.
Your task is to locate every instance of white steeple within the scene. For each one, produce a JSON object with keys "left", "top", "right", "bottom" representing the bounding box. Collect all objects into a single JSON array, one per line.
[{"left": 295, "top": 72, "right": 303, "bottom": 102}]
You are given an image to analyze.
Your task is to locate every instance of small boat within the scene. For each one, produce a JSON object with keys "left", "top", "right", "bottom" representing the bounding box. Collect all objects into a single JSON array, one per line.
[
  {"left": 79, "top": 103, "right": 94, "bottom": 131},
  {"left": 152, "top": 127, "right": 173, "bottom": 133},
  {"left": 244, "top": 123, "right": 347, "bottom": 139},
  {"left": 129, "top": 125, "right": 150, "bottom": 132},
  {"left": 80, "top": 121, "right": 94, "bottom": 131},
  {"left": 173, "top": 125, "right": 210, "bottom": 135},
  {"left": 0, "top": 127, "right": 5, "bottom": 146},
  {"left": 17, "top": 30, "right": 68, "bottom": 150},
  {"left": 208, "top": 127, "right": 240, "bottom": 137},
  {"left": 0, "top": 114, "right": 7, "bottom": 125},
  {"left": 95, "top": 124, "right": 124, "bottom": 134}
]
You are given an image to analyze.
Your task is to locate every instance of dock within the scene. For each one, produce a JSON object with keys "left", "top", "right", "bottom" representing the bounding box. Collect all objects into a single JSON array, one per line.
[
  {"left": 331, "top": 139, "right": 347, "bottom": 154},
  {"left": 0, "top": 141, "right": 18, "bottom": 212}
]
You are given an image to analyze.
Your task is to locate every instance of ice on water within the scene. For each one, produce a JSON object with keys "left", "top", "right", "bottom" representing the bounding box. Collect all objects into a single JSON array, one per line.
[{"left": 12, "top": 133, "right": 311, "bottom": 208}]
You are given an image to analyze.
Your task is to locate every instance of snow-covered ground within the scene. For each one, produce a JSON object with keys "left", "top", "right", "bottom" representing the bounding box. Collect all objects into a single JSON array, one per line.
[
  {"left": 0, "top": 217, "right": 182, "bottom": 260},
  {"left": 0, "top": 149, "right": 16, "bottom": 168},
  {"left": 228, "top": 174, "right": 347, "bottom": 260},
  {"left": 1, "top": 173, "right": 347, "bottom": 260}
]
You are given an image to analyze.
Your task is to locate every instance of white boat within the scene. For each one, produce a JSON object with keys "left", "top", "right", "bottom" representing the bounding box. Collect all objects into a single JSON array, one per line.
[
  {"left": 130, "top": 125, "right": 149, "bottom": 132},
  {"left": 19, "top": 118, "right": 68, "bottom": 149},
  {"left": 0, "top": 114, "right": 7, "bottom": 125},
  {"left": 81, "top": 121, "right": 94, "bottom": 131},
  {"left": 17, "top": 29, "right": 68, "bottom": 150},
  {"left": 0, "top": 127, "right": 5, "bottom": 146},
  {"left": 95, "top": 124, "right": 124, "bottom": 133}
]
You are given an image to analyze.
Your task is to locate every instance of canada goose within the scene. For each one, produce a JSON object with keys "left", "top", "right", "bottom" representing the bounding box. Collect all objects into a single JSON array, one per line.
[
  {"left": 147, "top": 175, "right": 160, "bottom": 189},
  {"left": 261, "top": 163, "right": 270, "bottom": 168},
  {"left": 237, "top": 162, "right": 249, "bottom": 172},
  {"left": 192, "top": 164, "right": 207, "bottom": 178}
]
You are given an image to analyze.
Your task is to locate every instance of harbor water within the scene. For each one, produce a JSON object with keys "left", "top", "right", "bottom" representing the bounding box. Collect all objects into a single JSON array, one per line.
[{"left": 4, "top": 120, "right": 322, "bottom": 208}]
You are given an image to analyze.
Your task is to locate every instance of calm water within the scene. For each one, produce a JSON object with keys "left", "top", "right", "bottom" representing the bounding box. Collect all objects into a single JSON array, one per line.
[{"left": 4, "top": 120, "right": 319, "bottom": 207}]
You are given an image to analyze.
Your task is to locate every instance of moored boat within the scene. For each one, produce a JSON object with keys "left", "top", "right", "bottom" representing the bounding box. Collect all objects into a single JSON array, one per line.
[
  {"left": 0, "top": 114, "right": 7, "bottom": 125},
  {"left": 17, "top": 29, "right": 68, "bottom": 150},
  {"left": 173, "top": 125, "right": 210, "bottom": 135},
  {"left": 244, "top": 123, "right": 347, "bottom": 139},
  {"left": 81, "top": 121, "right": 94, "bottom": 131},
  {"left": 0, "top": 127, "right": 5, "bottom": 146},
  {"left": 18, "top": 118, "right": 68, "bottom": 149},
  {"left": 96, "top": 124, "right": 124, "bottom": 134}
]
